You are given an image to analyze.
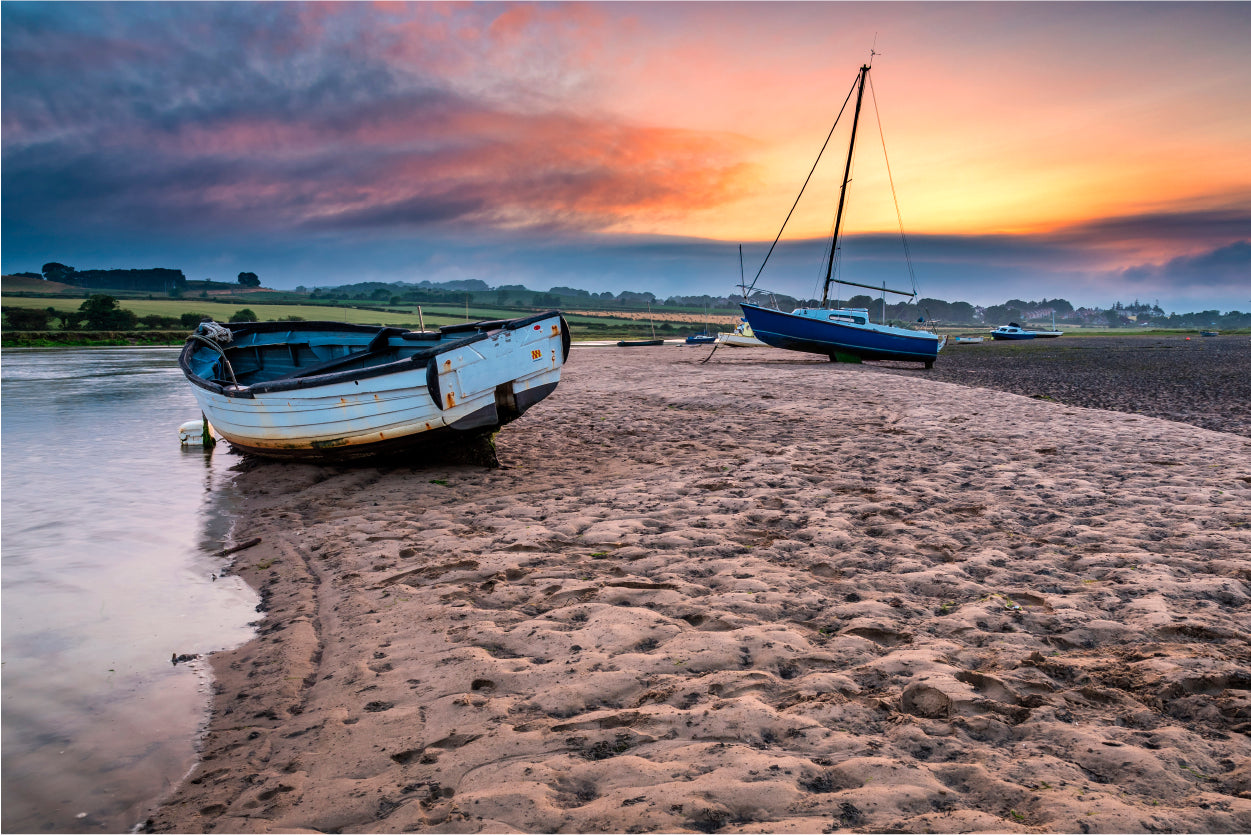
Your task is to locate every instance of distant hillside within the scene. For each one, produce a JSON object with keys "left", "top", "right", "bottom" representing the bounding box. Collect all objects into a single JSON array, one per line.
[
  {"left": 2, "top": 274, "right": 82, "bottom": 294},
  {"left": 305, "top": 278, "right": 1250, "bottom": 329}
]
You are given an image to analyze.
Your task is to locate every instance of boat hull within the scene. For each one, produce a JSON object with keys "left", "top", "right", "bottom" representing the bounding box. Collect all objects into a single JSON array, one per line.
[
  {"left": 739, "top": 303, "right": 943, "bottom": 364},
  {"left": 715, "top": 333, "right": 765, "bottom": 347},
  {"left": 180, "top": 313, "right": 568, "bottom": 461}
]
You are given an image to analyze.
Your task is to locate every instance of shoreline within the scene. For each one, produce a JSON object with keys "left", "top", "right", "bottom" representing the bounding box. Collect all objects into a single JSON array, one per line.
[{"left": 146, "top": 347, "right": 1250, "bottom": 833}]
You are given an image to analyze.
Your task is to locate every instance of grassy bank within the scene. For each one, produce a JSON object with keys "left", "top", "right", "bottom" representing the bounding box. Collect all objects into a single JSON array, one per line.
[{"left": 2, "top": 331, "right": 189, "bottom": 348}]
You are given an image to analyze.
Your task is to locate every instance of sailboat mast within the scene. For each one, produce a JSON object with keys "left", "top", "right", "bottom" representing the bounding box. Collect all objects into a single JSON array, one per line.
[
  {"left": 821, "top": 64, "right": 870, "bottom": 307},
  {"left": 738, "top": 244, "right": 745, "bottom": 298}
]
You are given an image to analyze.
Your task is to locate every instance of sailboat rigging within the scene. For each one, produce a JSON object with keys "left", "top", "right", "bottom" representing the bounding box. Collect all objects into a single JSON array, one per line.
[{"left": 739, "top": 61, "right": 945, "bottom": 368}]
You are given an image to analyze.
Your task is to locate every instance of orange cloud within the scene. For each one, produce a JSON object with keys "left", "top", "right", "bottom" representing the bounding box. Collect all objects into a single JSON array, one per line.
[{"left": 300, "top": 110, "right": 759, "bottom": 234}]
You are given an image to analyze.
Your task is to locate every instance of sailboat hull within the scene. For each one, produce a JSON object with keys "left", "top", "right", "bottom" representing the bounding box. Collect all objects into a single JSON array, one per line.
[{"left": 740, "top": 303, "right": 944, "bottom": 364}]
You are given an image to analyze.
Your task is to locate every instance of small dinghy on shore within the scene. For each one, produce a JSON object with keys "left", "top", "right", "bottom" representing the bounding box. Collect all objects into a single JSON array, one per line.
[
  {"left": 179, "top": 312, "right": 569, "bottom": 460},
  {"left": 715, "top": 318, "right": 765, "bottom": 347}
]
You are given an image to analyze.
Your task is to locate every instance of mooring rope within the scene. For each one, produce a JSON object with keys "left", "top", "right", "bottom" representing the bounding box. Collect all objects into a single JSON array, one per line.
[{"left": 187, "top": 330, "right": 239, "bottom": 386}]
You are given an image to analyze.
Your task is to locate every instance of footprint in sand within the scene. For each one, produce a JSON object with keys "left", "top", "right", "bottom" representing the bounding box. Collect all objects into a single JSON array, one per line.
[
  {"left": 841, "top": 625, "right": 912, "bottom": 647},
  {"left": 809, "top": 563, "right": 840, "bottom": 580},
  {"left": 551, "top": 776, "right": 599, "bottom": 809}
]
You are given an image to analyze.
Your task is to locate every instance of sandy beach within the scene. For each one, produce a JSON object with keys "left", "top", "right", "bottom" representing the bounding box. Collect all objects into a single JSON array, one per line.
[{"left": 146, "top": 342, "right": 1250, "bottom": 834}]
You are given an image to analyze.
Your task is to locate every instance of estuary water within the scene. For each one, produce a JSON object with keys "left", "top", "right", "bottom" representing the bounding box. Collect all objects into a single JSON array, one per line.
[{"left": 1, "top": 348, "right": 258, "bottom": 833}]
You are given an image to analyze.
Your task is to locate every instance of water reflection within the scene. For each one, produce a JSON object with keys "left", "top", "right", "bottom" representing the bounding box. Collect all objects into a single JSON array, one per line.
[{"left": 2, "top": 348, "right": 258, "bottom": 833}]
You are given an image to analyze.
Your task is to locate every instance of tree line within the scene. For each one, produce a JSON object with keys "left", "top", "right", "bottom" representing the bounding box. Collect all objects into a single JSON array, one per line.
[
  {"left": 31, "top": 263, "right": 261, "bottom": 293},
  {"left": 11, "top": 268, "right": 1248, "bottom": 329}
]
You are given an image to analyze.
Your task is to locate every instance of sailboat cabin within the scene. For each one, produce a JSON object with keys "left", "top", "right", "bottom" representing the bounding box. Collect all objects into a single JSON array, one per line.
[{"left": 792, "top": 307, "right": 871, "bottom": 326}]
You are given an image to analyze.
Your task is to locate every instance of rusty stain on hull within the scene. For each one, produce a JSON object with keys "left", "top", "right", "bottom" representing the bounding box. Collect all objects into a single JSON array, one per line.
[{"left": 446, "top": 391, "right": 456, "bottom": 409}]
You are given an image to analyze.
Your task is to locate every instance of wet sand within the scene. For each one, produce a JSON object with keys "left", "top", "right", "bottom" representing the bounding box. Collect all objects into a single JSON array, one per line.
[
  {"left": 890, "top": 334, "right": 1251, "bottom": 437},
  {"left": 147, "top": 344, "right": 1250, "bottom": 833}
]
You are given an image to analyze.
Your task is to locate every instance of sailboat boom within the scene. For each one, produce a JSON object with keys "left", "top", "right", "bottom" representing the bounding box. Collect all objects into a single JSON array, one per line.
[{"left": 831, "top": 278, "right": 915, "bottom": 297}]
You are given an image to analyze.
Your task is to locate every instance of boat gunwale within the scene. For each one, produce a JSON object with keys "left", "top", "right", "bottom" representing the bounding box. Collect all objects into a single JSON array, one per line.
[{"left": 179, "top": 311, "right": 568, "bottom": 398}]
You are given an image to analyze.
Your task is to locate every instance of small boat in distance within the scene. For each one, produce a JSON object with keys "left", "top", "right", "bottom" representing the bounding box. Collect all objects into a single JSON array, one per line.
[
  {"left": 990, "top": 324, "right": 1034, "bottom": 340},
  {"left": 738, "top": 61, "right": 945, "bottom": 368},
  {"left": 684, "top": 304, "right": 717, "bottom": 344},
  {"left": 1200, "top": 330, "right": 1219, "bottom": 337},
  {"left": 179, "top": 312, "right": 569, "bottom": 460},
  {"left": 990, "top": 322, "right": 1064, "bottom": 340},
  {"left": 618, "top": 301, "right": 665, "bottom": 347},
  {"left": 953, "top": 336, "right": 984, "bottom": 344},
  {"left": 716, "top": 247, "right": 766, "bottom": 347},
  {"left": 716, "top": 318, "right": 765, "bottom": 347}
]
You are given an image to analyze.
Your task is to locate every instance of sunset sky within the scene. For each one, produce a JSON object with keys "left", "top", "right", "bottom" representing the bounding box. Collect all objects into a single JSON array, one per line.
[{"left": 3, "top": 1, "right": 1249, "bottom": 312}]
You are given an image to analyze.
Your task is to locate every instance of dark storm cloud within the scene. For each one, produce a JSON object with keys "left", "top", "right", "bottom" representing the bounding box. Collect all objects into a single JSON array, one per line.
[
  {"left": 1121, "top": 240, "right": 1251, "bottom": 289},
  {"left": 2, "top": 2, "right": 752, "bottom": 248},
  {"left": 3, "top": 3, "right": 337, "bottom": 133},
  {"left": 304, "top": 193, "right": 489, "bottom": 230},
  {"left": 1044, "top": 208, "right": 1251, "bottom": 251}
]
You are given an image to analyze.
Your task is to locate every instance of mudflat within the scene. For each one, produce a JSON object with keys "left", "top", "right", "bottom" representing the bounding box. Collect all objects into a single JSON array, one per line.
[
  {"left": 893, "top": 333, "right": 1251, "bottom": 437},
  {"left": 147, "top": 342, "right": 1250, "bottom": 833}
]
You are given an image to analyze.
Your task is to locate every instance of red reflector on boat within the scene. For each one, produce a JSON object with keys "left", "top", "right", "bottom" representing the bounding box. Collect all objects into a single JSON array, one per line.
[{"left": 534, "top": 325, "right": 541, "bottom": 329}]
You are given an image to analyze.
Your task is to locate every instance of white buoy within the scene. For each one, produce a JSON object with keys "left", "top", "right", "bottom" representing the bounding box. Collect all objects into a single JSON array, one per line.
[
  {"left": 178, "top": 420, "right": 206, "bottom": 445},
  {"left": 179, "top": 417, "right": 217, "bottom": 448}
]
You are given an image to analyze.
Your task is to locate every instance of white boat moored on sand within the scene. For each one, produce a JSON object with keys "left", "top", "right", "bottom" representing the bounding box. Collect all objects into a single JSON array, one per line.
[
  {"left": 179, "top": 312, "right": 569, "bottom": 460},
  {"left": 715, "top": 318, "right": 765, "bottom": 347}
]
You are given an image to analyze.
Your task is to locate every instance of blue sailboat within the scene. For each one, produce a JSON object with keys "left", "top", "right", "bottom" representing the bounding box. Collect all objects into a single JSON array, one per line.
[
  {"left": 739, "top": 61, "right": 945, "bottom": 368},
  {"left": 744, "top": 303, "right": 945, "bottom": 365}
]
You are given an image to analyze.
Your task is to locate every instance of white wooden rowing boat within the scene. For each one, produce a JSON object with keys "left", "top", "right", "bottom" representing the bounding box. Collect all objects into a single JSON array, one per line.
[{"left": 179, "top": 312, "right": 569, "bottom": 460}]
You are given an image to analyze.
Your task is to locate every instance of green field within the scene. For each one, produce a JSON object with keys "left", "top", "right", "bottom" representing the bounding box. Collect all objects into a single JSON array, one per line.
[{"left": 0, "top": 295, "right": 674, "bottom": 340}]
